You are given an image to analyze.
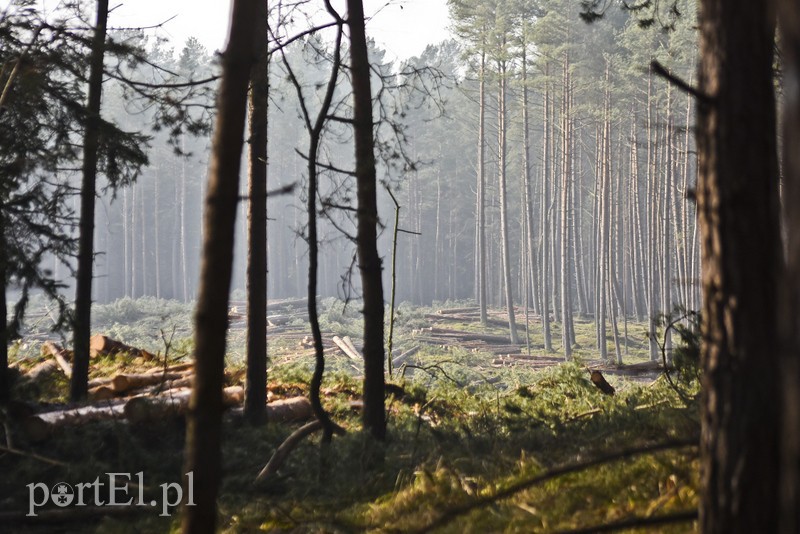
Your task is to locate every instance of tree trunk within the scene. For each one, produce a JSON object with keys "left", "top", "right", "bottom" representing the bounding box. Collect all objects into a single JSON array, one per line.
[
  {"left": 497, "top": 57, "right": 519, "bottom": 345},
  {"left": 696, "top": 0, "right": 781, "bottom": 531},
  {"left": 347, "top": 0, "right": 386, "bottom": 441},
  {"left": 477, "top": 47, "right": 488, "bottom": 325},
  {"left": 646, "top": 72, "right": 659, "bottom": 361},
  {"left": 244, "top": 0, "right": 268, "bottom": 424},
  {"left": 780, "top": 3, "right": 800, "bottom": 532},
  {"left": 0, "top": 251, "right": 8, "bottom": 404},
  {"left": 180, "top": 2, "right": 257, "bottom": 531},
  {"left": 541, "top": 63, "right": 552, "bottom": 352},
  {"left": 560, "top": 54, "right": 572, "bottom": 360},
  {"left": 71, "top": 0, "right": 108, "bottom": 402}
]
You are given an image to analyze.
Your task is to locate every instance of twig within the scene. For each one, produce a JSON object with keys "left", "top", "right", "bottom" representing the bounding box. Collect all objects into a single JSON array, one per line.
[
  {"left": 650, "top": 61, "right": 710, "bottom": 104},
  {"left": 255, "top": 420, "right": 323, "bottom": 482},
  {"left": 0, "top": 444, "right": 66, "bottom": 466}
]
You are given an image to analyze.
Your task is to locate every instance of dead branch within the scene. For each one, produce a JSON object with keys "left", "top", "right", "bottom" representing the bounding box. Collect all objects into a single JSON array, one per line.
[{"left": 254, "top": 419, "right": 323, "bottom": 483}]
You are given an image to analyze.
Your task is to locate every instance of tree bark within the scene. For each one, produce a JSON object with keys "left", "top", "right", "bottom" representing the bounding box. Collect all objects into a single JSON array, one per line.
[
  {"left": 347, "top": 0, "right": 386, "bottom": 441},
  {"left": 696, "top": 1, "right": 782, "bottom": 531},
  {"left": 244, "top": 0, "right": 268, "bottom": 425},
  {"left": 477, "top": 47, "right": 488, "bottom": 325},
  {"left": 497, "top": 55, "right": 519, "bottom": 345},
  {"left": 71, "top": 0, "right": 108, "bottom": 402},
  {"left": 541, "top": 63, "right": 552, "bottom": 352},
  {"left": 180, "top": 2, "right": 257, "bottom": 531},
  {"left": 780, "top": 2, "right": 800, "bottom": 532}
]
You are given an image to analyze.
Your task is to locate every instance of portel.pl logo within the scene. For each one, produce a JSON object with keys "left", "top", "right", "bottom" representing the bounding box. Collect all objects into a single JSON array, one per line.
[{"left": 27, "top": 472, "right": 195, "bottom": 517}]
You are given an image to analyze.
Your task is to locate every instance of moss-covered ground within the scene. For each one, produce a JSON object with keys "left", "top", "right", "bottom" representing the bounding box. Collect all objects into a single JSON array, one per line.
[{"left": 1, "top": 297, "right": 700, "bottom": 533}]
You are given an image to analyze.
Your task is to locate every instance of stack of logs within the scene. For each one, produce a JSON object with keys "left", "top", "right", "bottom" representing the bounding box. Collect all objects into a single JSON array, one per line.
[{"left": 18, "top": 336, "right": 313, "bottom": 442}]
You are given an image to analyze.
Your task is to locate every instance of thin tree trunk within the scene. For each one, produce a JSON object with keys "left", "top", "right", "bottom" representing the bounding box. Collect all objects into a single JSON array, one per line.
[
  {"left": 71, "top": 0, "right": 108, "bottom": 402},
  {"left": 646, "top": 72, "right": 659, "bottom": 361},
  {"left": 180, "top": 136, "right": 189, "bottom": 302},
  {"left": 181, "top": 2, "right": 257, "bottom": 531},
  {"left": 541, "top": 63, "right": 552, "bottom": 351},
  {"left": 244, "top": 0, "right": 268, "bottom": 424},
  {"left": 560, "top": 54, "right": 572, "bottom": 360},
  {"left": 477, "top": 47, "right": 488, "bottom": 325},
  {"left": 347, "top": 0, "right": 386, "bottom": 441},
  {"left": 497, "top": 56, "right": 519, "bottom": 345}
]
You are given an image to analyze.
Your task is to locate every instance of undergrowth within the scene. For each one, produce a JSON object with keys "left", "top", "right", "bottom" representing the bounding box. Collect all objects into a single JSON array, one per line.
[{"left": 2, "top": 298, "right": 701, "bottom": 533}]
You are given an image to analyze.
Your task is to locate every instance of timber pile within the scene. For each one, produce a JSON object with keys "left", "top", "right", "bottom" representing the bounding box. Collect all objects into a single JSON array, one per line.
[
  {"left": 410, "top": 326, "right": 528, "bottom": 357},
  {"left": 90, "top": 334, "right": 155, "bottom": 361}
]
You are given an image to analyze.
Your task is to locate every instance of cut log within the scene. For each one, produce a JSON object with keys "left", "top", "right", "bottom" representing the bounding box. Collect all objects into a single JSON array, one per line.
[
  {"left": 333, "top": 336, "right": 362, "bottom": 362},
  {"left": 24, "top": 360, "right": 59, "bottom": 382},
  {"left": 266, "top": 396, "right": 313, "bottom": 422},
  {"left": 41, "top": 341, "right": 73, "bottom": 377},
  {"left": 435, "top": 307, "right": 480, "bottom": 315},
  {"left": 110, "top": 372, "right": 183, "bottom": 394},
  {"left": 144, "top": 362, "right": 194, "bottom": 374},
  {"left": 124, "top": 386, "right": 244, "bottom": 424},
  {"left": 342, "top": 336, "right": 361, "bottom": 356},
  {"left": 22, "top": 403, "right": 126, "bottom": 442},
  {"left": 90, "top": 334, "right": 155, "bottom": 361},
  {"left": 88, "top": 385, "right": 116, "bottom": 401},
  {"left": 392, "top": 346, "right": 420, "bottom": 368}
]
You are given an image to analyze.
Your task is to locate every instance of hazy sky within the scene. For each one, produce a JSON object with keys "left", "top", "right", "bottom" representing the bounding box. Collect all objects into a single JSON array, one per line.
[{"left": 103, "top": 0, "right": 453, "bottom": 60}]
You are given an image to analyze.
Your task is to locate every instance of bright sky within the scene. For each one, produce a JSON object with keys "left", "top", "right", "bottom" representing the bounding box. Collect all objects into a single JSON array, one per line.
[{"left": 104, "top": 0, "right": 453, "bottom": 61}]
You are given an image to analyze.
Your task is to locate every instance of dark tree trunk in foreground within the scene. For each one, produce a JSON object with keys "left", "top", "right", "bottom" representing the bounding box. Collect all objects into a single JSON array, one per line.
[
  {"left": 696, "top": 0, "right": 782, "bottom": 531},
  {"left": 0, "top": 254, "right": 7, "bottom": 404},
  {"left": 346, "top": 0, "right": 386, "bottom": 441},
  {"left": 71, "top": 0, "right": 108, "bottom": 402},
  {"left": 780, "top": 2, "right": 800, "bottom": 532},
  {"left": 244, "top": 0, "right": 268, "bottom": 425},
  {"left": 181, "top": 2, "right": 257, "bottom": 532}
]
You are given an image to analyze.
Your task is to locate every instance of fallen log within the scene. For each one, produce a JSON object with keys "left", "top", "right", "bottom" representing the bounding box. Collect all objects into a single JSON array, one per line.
[
  {"left": 392, "top": 346, "right": 420, "bottom": 368},
  {"left": 24, "top": 360, "right": 59, "bottom": 382},
  {"left": 23, "top": 403, "right": 126, "bottom": 442},
  {"left": 90, "top": 334, "right": 155, "bottom": 361},
  {"left": 265, "top": 396, "right": 313, "bottom": 422},
  {"left": 111, "top": 372, "right": 183, "bottom": 394},
  {"left": 41, "top": 341, "right": 72, "bottom": 377},
  {"left": 124, "top": 386, "right": 244, "bottom": 423},
  {"left": 333, "top": 336, "right": 361, "bottom": 362},
  {"left": 435, "top": 307, "right": 480, "bottom": 315},
  {"left": 144, "top": 362, "right": 194, "bottom": 374},
  {"left": 88, "top": 385, "right": 116, "bottom": 401}
]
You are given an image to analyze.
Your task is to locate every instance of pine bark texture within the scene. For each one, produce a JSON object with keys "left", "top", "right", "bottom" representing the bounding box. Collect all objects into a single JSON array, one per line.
[
  {"left": 780, "top": 2, "right": 800, "bottom": 532},
  {"left": 696, "top": 1, "right": 782, "bottom": 531},
  {"left": 181, "top": 2, "right": 257, "bottom": 531}
]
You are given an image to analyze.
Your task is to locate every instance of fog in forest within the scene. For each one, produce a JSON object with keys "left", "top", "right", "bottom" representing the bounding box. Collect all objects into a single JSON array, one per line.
[{"left": 47, "top": 2, "right": 699, "bottom": 341}]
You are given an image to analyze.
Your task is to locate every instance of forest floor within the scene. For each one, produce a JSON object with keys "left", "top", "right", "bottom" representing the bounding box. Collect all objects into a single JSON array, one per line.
[{"left": 1, "top": 297, "right": 700, "bottom": 533}]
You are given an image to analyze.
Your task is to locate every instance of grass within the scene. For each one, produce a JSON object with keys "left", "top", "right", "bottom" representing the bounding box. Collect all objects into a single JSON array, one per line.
[{"left": 2, "top": 298, "right": 700, "bottom": 533}]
